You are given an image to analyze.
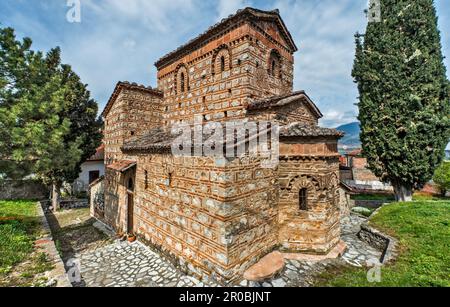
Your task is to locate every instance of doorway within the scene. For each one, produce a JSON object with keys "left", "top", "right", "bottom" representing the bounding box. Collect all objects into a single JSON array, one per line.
[{"left": 127, "top": 177, "right": 134, "bottom": 235}]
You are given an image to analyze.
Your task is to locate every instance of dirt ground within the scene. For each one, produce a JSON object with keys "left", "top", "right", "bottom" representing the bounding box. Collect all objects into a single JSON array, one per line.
[{"left": 45, "top": 208, "right": 112, "bottom": 266}]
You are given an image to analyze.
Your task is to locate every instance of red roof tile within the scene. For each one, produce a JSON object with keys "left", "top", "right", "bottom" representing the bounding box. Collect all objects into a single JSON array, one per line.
[{"left": 107, "top": 160, "right": 136, "bottom": 173}]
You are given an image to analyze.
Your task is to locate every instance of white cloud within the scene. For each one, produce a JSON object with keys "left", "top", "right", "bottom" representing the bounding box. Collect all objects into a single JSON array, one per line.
[
  {"left": 1, "top": 0, "right": 448, "bottom": 128},
  {"left": 216, "top": 0, "right": 249, "bottom": 20},
  {"left": 320, "top": 109, "right": 358, "bottom": 128}
]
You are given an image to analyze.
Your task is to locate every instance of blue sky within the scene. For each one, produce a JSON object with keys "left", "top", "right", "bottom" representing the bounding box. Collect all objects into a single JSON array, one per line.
[{"left": 0, "top": 0, "right": 449, "bottom": 130}]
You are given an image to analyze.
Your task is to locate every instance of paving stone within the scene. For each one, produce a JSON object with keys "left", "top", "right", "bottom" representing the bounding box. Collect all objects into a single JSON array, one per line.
[{"left": 72, "top": 214, "right": 381, "bottom": 288}]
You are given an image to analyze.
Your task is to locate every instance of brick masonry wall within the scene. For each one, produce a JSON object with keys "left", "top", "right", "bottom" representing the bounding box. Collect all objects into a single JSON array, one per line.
[
  {"left": 102, "top": 10, "right": 344, "bottom": 282},
  {"left": 121, "top": 154, "right": 279, "bottom": 283},
  {"left": 157, "top": 22, "right": 294, "bottom": 126},
  {"left": 104, "top": 89, "right": 162, "bottom": 165},
  {"left": 278, "top": 140, "right": 341, "bottom": 254}
]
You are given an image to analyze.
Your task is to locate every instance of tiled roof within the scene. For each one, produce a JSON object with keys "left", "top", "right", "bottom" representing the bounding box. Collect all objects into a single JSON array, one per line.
[
  {"left": 122, "top": 125, "right": 269, "bottom": 154},
  {"left": 346, "top": 149, "right": 363, "bottom": 156},
  {"left": 107, "top": 160, "right": 137, "bottom": 173},
  {"left": 101, "top": 81, "right": 163, "bottom": 118},
  {"left": 280, "top": 123, "right": 344, "bottom": 138},
  {"left": 121, "top": 127, "right": 178, "bottom": 153},
  {"left": 155, "top": 7, "right": 298, "bottom": 69},
  {"left": 247, "top": 91, "right": 323, "bottom": 119},
  {"left": 87, "top": 144, "right": 105, "bottom": 161}
]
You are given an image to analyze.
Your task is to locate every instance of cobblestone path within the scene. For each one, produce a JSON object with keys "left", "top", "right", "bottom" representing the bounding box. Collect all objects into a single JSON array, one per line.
[{"left": 75, "top": 214, "right": 382, "bottom": 287}]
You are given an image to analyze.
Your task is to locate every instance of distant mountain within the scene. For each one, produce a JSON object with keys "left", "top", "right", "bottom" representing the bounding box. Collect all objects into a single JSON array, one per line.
[{"left": 336, "top": 122, "right": 361, "bottom": 148}]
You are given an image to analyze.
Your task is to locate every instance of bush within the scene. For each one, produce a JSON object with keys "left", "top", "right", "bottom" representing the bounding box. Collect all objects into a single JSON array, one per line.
[{"left": 433, "top": 162, "right": 450, "bottom": 196}]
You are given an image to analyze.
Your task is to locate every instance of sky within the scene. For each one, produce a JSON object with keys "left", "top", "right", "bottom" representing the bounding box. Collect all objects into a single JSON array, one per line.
[{"left": 0, "top": 0, "right": 449, "bottom": 131}]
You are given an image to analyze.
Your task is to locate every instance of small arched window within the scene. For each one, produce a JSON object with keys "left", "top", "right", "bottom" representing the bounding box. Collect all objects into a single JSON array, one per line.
[
  {"left": 299, "top": 188, "right": 308, "bottom": 211},
  {"left": 269, "top": 49, "right": 281, "bottom": 78},
  {"left": 220, "top": 56, "right": 226, "bottom": 73},
  {"left": 180, "top": 72, "right": 185, "bottom": 93}
]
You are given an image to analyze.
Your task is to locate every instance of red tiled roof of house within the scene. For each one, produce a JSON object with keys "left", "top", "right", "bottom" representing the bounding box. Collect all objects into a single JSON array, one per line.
[
  {"left": 347, "top": 149, "right": 362, "bottom": 156},
  {"left": 107, "top": 160, "right": 137, "bottom": 173},
  {"left": 87, "top": 144, "right": 105, "bottom": 161}
]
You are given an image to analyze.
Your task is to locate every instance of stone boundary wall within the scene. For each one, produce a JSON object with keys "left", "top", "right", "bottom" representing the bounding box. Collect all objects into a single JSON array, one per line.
[
  {"left": 358, "top": 223, "right": 398, "bottom": 264},
  {"left": 355, "top": 200, "right": 393, "bottom": 209},
  {"left": 0, "top": 180, "right": 49, "bottom": 200},
  {"left": 36, "top": 202, "right": 72, "bottom": 287},
  {"left": 42, "top": 199, "right": 89, "bottom": 213}
]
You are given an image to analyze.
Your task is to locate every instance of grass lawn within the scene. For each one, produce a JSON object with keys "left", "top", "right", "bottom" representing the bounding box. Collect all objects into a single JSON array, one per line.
[
  {"left": 0, "top": 200, "right": 53, "bottom": 286},
  {"left": 320, "top": 200, "right": 450, "bottom": 287}
]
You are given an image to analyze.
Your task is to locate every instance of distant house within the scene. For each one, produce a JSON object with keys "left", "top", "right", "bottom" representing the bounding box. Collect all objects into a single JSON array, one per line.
[
  {"left": 340, "top": 149, "right": 392, "bottom": 192},
  {"left": 74, "top": 144, "right": 105, "bottom": 192}
]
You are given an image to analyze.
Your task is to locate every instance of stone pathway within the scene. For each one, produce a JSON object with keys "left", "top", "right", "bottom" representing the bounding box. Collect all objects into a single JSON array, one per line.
[
  {"left": 242, "top": 214, "right": 383, "bottom": 288},
  {"left": 340, "top": 215, "right": 382, "bottom": 267},
  {"left": 73, "top": 214, "right": 381, "bottom": 287},
  {"left": 75, "top": 241, "right": 215, "bottom": 287}
]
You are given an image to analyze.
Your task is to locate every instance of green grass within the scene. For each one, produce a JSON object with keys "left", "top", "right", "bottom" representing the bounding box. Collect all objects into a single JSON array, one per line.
[
  {"left": 0, "top": 200, "right": 37, "bottom": 219},
  {"left": 413, "top": 193, "right": 450, "bottom": 202},
  {"left": 320, "top": 201, "right": 450, "bottom": 287},
  {"left": 0, "top": 200, "right": 39, "bottom": 275}
]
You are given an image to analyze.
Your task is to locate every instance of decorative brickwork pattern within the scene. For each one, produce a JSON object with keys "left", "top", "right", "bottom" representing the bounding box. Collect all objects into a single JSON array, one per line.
[{"left": 99, "top": 7, "right": 344, "bottom": 284}]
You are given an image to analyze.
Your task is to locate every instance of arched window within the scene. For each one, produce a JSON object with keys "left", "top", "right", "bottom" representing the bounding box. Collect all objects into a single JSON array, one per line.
[
  {"left": 271, "top": 59, "right": 277, "bottom": 76},
  {"left": 220, "top": 56, "right": 226, "bottom": 73},
  {"left": 212, "top": 46, "right": 231, "bottom": 75},
  {"left": 268, "top": 49, "right": 281, "bottom": 78},
  {"left": 180, "top": 72, "right": 185, "bottom": 93},
  {"left": 299, "top": 188, "right": 308, "bottom": 211}
]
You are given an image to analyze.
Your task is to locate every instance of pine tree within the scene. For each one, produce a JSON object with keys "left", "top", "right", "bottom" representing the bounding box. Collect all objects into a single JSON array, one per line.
[
  {"left": 0, "top": 27, "right": 102, "bottom": 209},
  {"left": 353, "top": 0, "right": 450, "bottom": 201}
]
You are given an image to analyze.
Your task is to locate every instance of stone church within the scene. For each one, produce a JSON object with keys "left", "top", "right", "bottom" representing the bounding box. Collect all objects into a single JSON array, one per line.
[{"left": 96, "top": 8, "right": 344, "bottom": 283}]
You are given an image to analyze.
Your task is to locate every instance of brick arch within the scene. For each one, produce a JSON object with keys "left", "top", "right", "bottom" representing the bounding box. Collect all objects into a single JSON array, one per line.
[
  {"left": 212, "top": 45, "right": 232, "bottom": 75},
  {"left": 287, "top": 176, "right": 319, "bottom": 209},
  {"left": 174, "top": 63, "right": 189, "bottom": 94},
  {"left": 268, "top": 49, "right": 282, "bottom": 78},
  {"left": 287, "top": 175, "right": 321, "bottom": 192}
]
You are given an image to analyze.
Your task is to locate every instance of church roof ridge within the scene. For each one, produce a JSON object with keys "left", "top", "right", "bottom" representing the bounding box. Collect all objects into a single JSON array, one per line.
[
  {"left": 154, "top": 7, "right": 298, "bottom": 70},
  {"left": 101, "top": 81, "right": 163, "bottom": 118}
]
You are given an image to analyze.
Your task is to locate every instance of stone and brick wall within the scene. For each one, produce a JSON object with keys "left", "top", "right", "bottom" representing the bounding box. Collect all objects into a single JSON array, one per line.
[
  {"left": 100, "top": 8, "right": 344, "bottom": 283},
  {"left": 121, "top": 154, "right": 279, "bottom": 283},
  {"left": 104, "top": 87, "right": 162, "bottom": 165},
  {"left": 156, "top": 21, "right": 294, "bottom": 126},
  {"left": 277, "top": 139, "right": 341, "bottom": 254}
]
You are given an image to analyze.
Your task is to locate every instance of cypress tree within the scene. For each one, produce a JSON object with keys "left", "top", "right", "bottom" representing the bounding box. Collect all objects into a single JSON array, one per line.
[{"left": 353, "top": 0, "right": 450, "bottom": 201}]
